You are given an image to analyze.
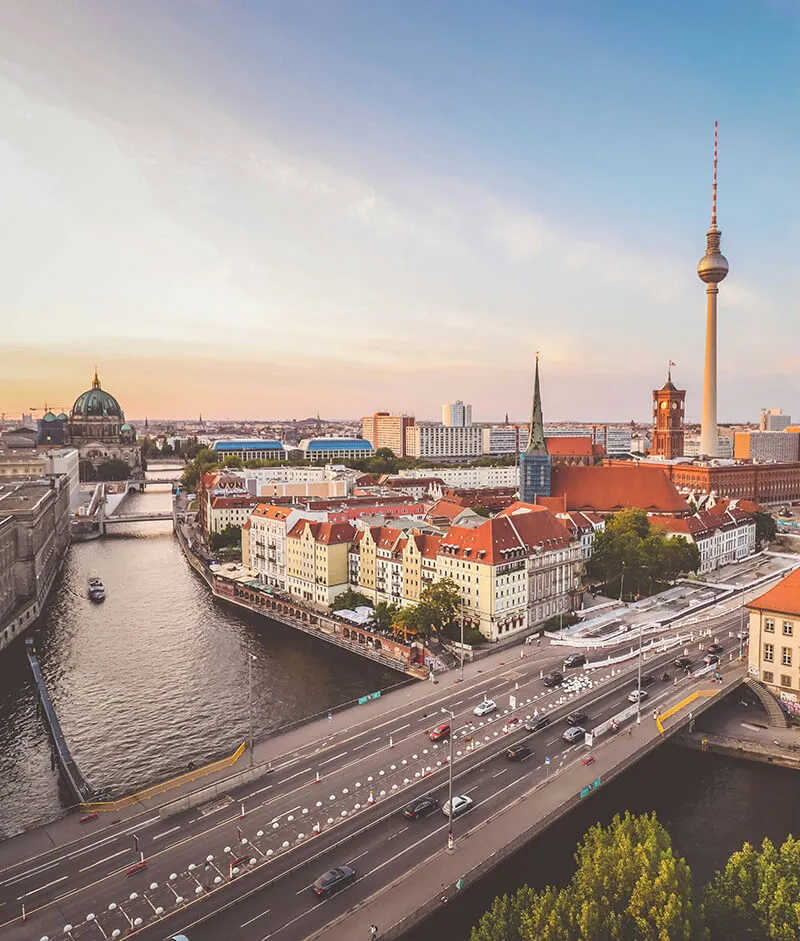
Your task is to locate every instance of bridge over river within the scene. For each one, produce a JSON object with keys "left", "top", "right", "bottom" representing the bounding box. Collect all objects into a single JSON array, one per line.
[{"left": 0, "top": 602, "right": 753, "bottom": 941}]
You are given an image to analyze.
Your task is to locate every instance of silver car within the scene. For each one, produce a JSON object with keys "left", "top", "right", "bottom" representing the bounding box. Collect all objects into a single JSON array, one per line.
[{"left": 562, "top": 726, "right": 586, "bottom": 743}]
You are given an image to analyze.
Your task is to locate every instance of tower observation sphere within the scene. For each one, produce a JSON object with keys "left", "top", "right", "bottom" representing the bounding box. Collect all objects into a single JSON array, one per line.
[{"left": 697, "top": 230, "right": 729, "bottom": 283}]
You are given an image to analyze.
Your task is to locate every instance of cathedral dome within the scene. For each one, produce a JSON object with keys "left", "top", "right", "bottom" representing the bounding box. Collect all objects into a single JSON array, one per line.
[{"left": 71, "top": 370, "right": 124, "bottom": 419}]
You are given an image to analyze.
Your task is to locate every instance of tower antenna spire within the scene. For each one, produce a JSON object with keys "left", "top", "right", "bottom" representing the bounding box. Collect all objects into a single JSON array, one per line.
[{"left": 711, "top": 120, "right": 718, "bottom": 229}]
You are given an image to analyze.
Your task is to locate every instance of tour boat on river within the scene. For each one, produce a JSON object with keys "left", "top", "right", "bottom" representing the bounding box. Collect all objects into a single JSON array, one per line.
[{"left": 88, "top": 577, "right": 106, "bottom": 602}]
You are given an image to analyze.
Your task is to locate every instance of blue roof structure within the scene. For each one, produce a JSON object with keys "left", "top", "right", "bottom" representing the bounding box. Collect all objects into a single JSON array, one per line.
[
  {"left": 212, "top": 440, "right": 285, "bottom": 452},
  {"left": 302, "top": 438, "right": 373, "bottom": 452}
]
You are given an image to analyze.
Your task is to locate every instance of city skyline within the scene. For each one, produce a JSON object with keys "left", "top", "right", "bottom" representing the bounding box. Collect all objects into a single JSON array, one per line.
[{"left": 1, "top": 1, "right": 798, "bottom": 422}]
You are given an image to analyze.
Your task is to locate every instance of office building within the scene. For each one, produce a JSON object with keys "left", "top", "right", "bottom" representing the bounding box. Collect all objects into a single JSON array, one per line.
[
  {"left": 734, "top": 432, "right": 800, "bottom": 464},
  {"left": 405, "top": 425, "right": 482, "bottom": 460},
  {"left": 761, "top": 409, "right": 792, "bottom": 432},
  {"left": 442, "top": 401, "right": 472, "bottom": 427},
  {"left": 360, "top": 413, "right": 415, "bottom": 457}
]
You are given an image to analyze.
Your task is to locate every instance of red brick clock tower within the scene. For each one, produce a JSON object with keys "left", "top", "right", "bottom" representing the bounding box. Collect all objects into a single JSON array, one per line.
[{"left": 652, "top": 364, "right": 686, "bottom": 459}]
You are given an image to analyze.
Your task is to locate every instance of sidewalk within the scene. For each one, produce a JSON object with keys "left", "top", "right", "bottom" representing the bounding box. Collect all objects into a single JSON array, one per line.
[
  {"left": 0, "top": 638, "right": 546, "bottom": 867},
  {"left": 309, "top": 667, "right": 745, "bottom": 941}
]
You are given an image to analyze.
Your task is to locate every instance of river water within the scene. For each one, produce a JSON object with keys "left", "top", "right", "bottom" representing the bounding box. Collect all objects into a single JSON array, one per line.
[
  {"left": 0, "top": 468, "right": 402, "bottom": 838},
  {"left": 1, "top": 470, "right": 797, "bottom": 936}
]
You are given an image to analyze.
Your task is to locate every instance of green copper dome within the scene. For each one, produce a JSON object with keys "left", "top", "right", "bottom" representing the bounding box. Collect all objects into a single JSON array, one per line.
[{"left": 71, "top": 370, "right": 124, "bottom": 419}]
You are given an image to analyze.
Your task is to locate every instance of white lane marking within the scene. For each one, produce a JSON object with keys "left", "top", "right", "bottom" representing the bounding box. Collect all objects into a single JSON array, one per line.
[
  {"left": 78, "top": 849, "right": 130, "bottom": 872},
  {"left": 449, "top": 699, "right": 464, "bottom": 707},
  {"left": 152, "top": 825, "right": 181, "bottom": 841},
  {"left": 295, "top": 881, "right": 315, "bottom": 895},
  {"left": 346, "top": 850, "right": 370, "bottom": 866},
  {"left": 390, "top": 724, "right": 410, "bottom": 734},
  {"left": 0, "top": 859, "right": 61, "bottom": 888},
  {"left": 241, "top": 907, "right": 271, "bottom": 927},
  {"left": 17, "top": 875, "right": 68, "bottom": 899},
  {"left": 270, "top": 806, "right": 301, "bottom": 824},
  {"left": 65, "top": 816, "right": 161, "bottom": 859},
  {"left": 318, "top": 751, "right": 348, "bottom": 767},
  {"left": 492, "top": 769, "right": 508, "bottom": 778},
  {"left": 281, "top": 766, "right": 312, "bottom": 783},
  {"left": 244, "top": 784, "right": 274, "bottom": 799},
  {"left": 259, "top": 900, "right": 327, "bottom": 939},
  {"left": 352, "top": 737, "right": 381, "bottom": 751},
  {"left": 546, "top": 735, "right": 562, "bottom": 745}
]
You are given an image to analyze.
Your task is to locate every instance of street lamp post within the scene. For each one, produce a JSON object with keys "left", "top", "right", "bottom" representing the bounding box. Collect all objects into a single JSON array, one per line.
[
  {"left": 739, "top": 600, "right": 746, "bottom": 660},
  {"left": 636, "top": 621, "right": 643, "bottom": 724},
  {"left": 248, "top": 653, "right": 256, "bottom": 766},
  {"left": 442, "top": 707, "right": 455, "bottom": 850},
  {"left": 459, "top": 598, "right": 465, "bottom": 684}
]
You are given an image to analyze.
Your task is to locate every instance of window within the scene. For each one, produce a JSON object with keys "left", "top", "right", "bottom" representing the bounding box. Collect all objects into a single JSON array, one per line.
[
  {"left": 783, "top": 648, "right": 793, "bottom": 667},
  {"left": 763, "top": 670, "right": 774, "bottom": 683},
  {"left": 781, "top": 675, "right": 793, "bottom": 688},
  {"left": 765, "top": 618, "right": 775, "bottom": 633},
  {"left": 784, "top": 621, "right": 794, "bottom": 636},
  {"left": 764, "top": 643, "right": 774, "bottom": 663}
]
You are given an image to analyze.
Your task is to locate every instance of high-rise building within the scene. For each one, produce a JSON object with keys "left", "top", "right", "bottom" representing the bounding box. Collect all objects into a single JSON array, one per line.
[
  {"left": 442, "top": 401, "right": 472, "bottom": 427},
  {"left": 519, "top": 355, "right": 551, "bottom": 501},
  {"left": 360, "top": 412, "right": 415, "bottom": 457},
  {"left": 760, "top": 409, "right": 792, "bottom": 432},
  {"left": 651, "top": 365, "right": 686, "bottom": 459},
  {"left": 697, "top": 123, "right": 729, "bottom": 458},
  {"left": 405, "top": 425, "right": 482, "bottom": 460},
  {"left": 734, "top": 431, "right": 800, "bottom": 463}
]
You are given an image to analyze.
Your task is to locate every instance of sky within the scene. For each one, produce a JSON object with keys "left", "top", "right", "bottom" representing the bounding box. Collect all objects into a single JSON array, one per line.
[{"left": 0, "top": 1, "right": 798, "bottom": 424}]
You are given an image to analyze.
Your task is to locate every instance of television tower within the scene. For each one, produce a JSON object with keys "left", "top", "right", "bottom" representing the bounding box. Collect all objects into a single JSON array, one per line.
[{"left": 697, "top": 122, "right": 729, "bottom": 458}]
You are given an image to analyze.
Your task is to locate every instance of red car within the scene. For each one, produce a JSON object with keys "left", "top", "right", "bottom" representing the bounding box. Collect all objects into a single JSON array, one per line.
[{"left": 429, "top": 722, "right": 451, "bottom": 741}]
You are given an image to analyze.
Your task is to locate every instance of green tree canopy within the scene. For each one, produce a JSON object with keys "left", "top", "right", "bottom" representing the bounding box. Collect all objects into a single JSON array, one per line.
[
  {"left": 95, "top": 459, "right": 132, "bottom": 482},
  {"left": 209, "top": 525, "right": 240, "bottom": 551},
  {"left": 754, "top": 511, "right": 777, "bottom": 547},
  {"left": 371, "top": 601, "right": 400, "bottom": 632},
  {"left": 471, "top": 812, "right": 701, "bottom": 941},
  {"left": 705, "top": 835, "right": 800, "bottom": 941},
  {"left": 586, "top": 509, "right": 699, "bottom": 598},
  {"left": 331, "top": 588, "right": 373, "bottom": 612}
]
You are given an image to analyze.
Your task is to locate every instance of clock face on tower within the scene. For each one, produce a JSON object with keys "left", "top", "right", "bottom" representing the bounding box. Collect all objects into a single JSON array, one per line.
[
  {"left": 660, "top": 401, "right": 668, "bottom": 409},
  {"left": 672, "top": 402, "right": 678, "bottom": 409}
]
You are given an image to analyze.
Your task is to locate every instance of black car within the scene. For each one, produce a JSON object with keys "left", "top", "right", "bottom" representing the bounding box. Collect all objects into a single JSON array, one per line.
[
  {"left": 506, "top": 744, "right": 532, "bottom": 761},
  {"left": 312, "top": 865, "right": 356, "bottom": 897},
  {"left": 543, "top": 671, "right": 564, "bottom": 688},
  {"left": 704, "top": 653, "right": 720, "bottom": 666},
  {"left": 674, "top": 656, "right": 692, "bottom": 669},
  {"left": 564, "top": 653, "right": 586, "bottom": 668},
  {"left": 707, "top": 643, "right": 724, "bottom": 655},
  {"left": 402, "top": 795, "right": 439, "bottom": 820},
  {"left": 566, "top": 711, "right": 588, "bottom": 726},
  {"left": 639, "top": 674, "right": 655, "bottom": 688},
  {"left": 525, "top": 715, "right": 550, "bottom": 733}
]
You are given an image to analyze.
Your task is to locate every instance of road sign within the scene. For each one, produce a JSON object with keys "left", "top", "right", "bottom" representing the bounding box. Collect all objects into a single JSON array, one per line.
[{"left": 545, "top": 756, "right": 550, "bottom": 765}]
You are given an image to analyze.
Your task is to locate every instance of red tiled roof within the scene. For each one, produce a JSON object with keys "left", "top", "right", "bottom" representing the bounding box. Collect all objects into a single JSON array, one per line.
[
  {"left": 440, "top": 503, "right": 572, "bottom": 565},
  {"left": 550, "top": 464, "right": 689, "bottom": 514},
  {"left": 546, "top": 437, "right": 594, "bottom": 456},
  {"left": 251, "top": 503, "right": 291, "bottom": 521},
  {"left": 287, "top": 520, "right": 355, "bottom": 544},
  {"left": 412, "top": 533, "right": 443, "bottom": 559},
  {"left": 426, "top": 499, "right": 468, "bottom": 521},
  {"left": 748, "top": 567, "right": 800, "bottom": 618},
  {"left": 533, "top": 494, "right": 568, "bottom": 514},
  {"left": 652, "top": 507, "right": 753, "bottom": 538},
  {"left": 210, "top": 496, "right": 261, "bottom": 509}
]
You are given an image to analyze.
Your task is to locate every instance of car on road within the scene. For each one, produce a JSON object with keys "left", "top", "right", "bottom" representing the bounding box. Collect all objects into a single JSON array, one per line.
[
  {"left": 674, "top": 656, "right": 692, "bottom": 669},
  {"left": 628, "top": 689, "right": 649, "bottom": 703},
  {"left": 312, "top": 865, "right": 357, "bottom": 897},
  {"left": 704, "top": 653, "right": 720, "bottom": 665},
  {"left": 429, "top": 722, "right": 451, "bottom": 741},
  {"left": 402, "top": 795, "right": 439, "bottom": 819},
  {"left": 566, "top": 711, "right": 588, "bottom": 726},
  {"left": 443, "top": 795, "right": 474, "bottom": 818},
  {"left": 707, "top": 643, "right": 724, "bottom": 655},
  {"left": 506, "top": 744, "right": 532, "bottom": 761},
  {"left": 564, "top": 653, "right": 586, "bottom": 668},
  {"left": 473, "top": 699, "right": 497, "bottom": 717},
  {"left": 639, "top": 674, "right": 655, "bottom": 687},
  {"left": 543, "top": 671, "right": 564, "bottom": 688},
  {"left": 562, "top": 726, "right": 586, "bottom": 743},
  {"left": 525, "top": 715, "right": 550, "bottom": 732}
]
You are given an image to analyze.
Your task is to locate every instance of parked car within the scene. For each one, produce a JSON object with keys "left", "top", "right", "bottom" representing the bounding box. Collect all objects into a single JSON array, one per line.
[
  {"left": 707, "top": 643, "right": 724, "bottom": 655},
  {"left": 402, "top": 795, "right": 439, "bottom": 820},
  {"left": 674, "top": 656, "right": 692, "bottom": 669},
  {"left": 506, "top": 744, "right": 532, "bottom": 761},
  {"left": 525, "top": 715, "right": 551, "bottom": 733},
  {"left": 429, "top": 722, "right": 451, "bottom": 741},
  {"left": 566, "top": 711, "right": 588, "bottom": 726},
  {"left": 543, "top": 671, "right": 564, "bottom": 688},
  {"left": 564, "top": 653, "right": 586, "bottom": 668},
  {"left": 628, "top": 689, "right": 649, "bottom": 703},
  {"left": 473, "top": 699, "right": 497, "bottom": 717},
  {"left": 562, "top": 726, "right": 586, "bottom": 743},
  {"left": 312, "top": 865, "right": 356, "bottom": 897},
  {"left": 704, "top": 653, "right": 720, "bottom": 666},
  {"left": 442, "top": 795, "right": 474, "bottom": 818}
]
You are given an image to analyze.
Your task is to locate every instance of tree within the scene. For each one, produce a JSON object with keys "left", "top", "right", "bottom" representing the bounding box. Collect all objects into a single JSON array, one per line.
[
  {"left": 705, "top": 835, "right": 800, "bottom": 941},
  {"left": 418, "top": 578, "right": 460, "bottom": 637},
  {"left": 209, "top": 525, "right": 241, "bottom": 551},
  {"left": 371, "top": 601, "right": 400, "bottom": 632},
  {"left": 754, "top": 511, "right": 777, "bottom": 548},
  {"left": 180, "top": 448, "right": 221, "bottom": 491},
  {"left": 331, "top": 588, "right": 372, "bottom": 612},
  {"left": 470, "top": 813, "right": 702, "bottom": 941},
  {"left": 95, "top": 459, "right": 132, "bottom": 481}
]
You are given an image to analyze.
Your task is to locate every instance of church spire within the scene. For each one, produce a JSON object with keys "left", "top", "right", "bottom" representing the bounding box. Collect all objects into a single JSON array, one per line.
[
  {"left": 525, "top": 352, "right": 547, "bottom": 454},
  {"left": 92, "top": 366, "right": 101, "bottom": 390}
]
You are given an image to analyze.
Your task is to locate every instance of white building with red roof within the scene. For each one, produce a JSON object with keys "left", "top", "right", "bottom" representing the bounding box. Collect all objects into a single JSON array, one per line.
[
  {"left": 651, "top": 506, "right": 755, "bottom": 575},
  {"left": 248, "top": 503, "right": 328, "bottom": 589},
  {"left": 285, "top": 520, "right": 357, "bottom": 606}
]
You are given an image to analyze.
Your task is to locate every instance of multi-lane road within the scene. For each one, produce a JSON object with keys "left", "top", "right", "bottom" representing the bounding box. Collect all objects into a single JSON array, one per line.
[{"left": 0, "top": 609, "right": 745, "bottom": 941}]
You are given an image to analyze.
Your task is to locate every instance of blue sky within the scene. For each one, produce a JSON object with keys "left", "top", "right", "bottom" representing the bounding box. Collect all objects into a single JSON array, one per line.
[{"left": 0, "top": 0, "right": 797, "bottom": 422}]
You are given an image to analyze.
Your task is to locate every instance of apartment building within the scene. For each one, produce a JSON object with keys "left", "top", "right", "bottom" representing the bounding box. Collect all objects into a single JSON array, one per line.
[
  {"left": 442, "top": 401, "right": 472, "bottom": 427},
  {"left": 360, "top": 413, "right": 415, "bottom": 457},
  {"left": 748, "top": 567, "right": 800, "bottom": 702},
  {"left": 285, "top": 520, "right": 355, "bottom": 606},
  {"left": 652, "top": 506, "right": 756, "bottom": 574},
  {"left": 248, "top": 503, "right": 328, "bottom": 589},
  {"left": 405, "top": 425, "right": 483, "bottom": 460}
]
